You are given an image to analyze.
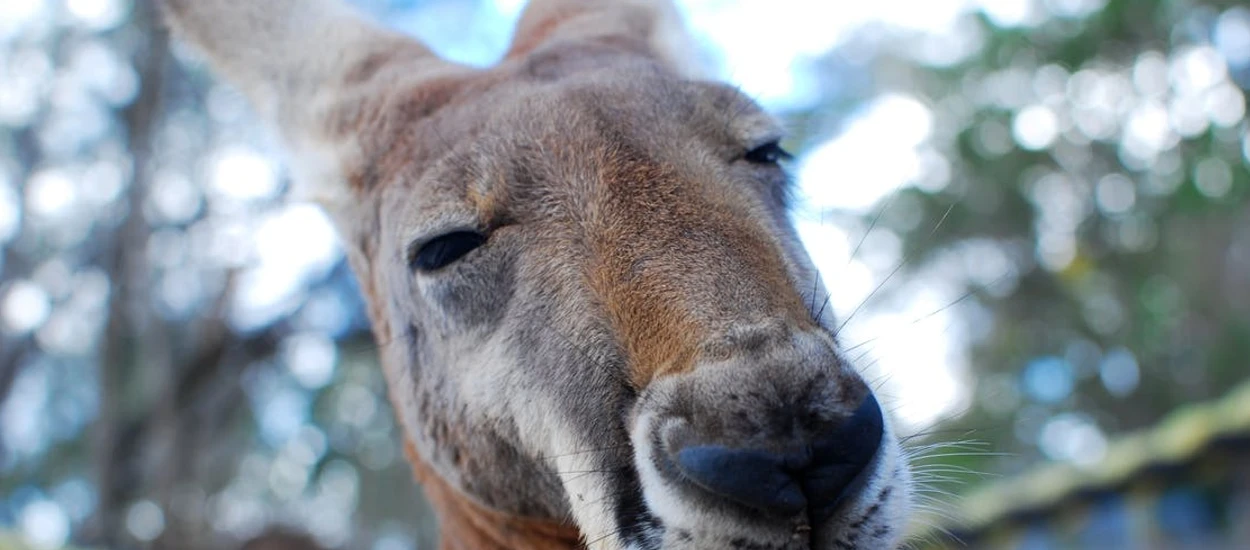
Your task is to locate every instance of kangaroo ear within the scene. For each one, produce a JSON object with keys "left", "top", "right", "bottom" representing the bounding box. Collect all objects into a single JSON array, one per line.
[
  {"left": 160, "top": 0, "right": 464, "bottom": 208},
  {"left": 506, "top": 0, "right": 704, "bottom": 77}
]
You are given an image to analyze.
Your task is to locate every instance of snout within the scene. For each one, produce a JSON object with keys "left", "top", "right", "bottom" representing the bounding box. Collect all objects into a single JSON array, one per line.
[
  {"left": 670, "top": 393, "right": 883, "bottom": 520},
  {"left": 627, "top": 329, "right": 906, "bottom": 548}
]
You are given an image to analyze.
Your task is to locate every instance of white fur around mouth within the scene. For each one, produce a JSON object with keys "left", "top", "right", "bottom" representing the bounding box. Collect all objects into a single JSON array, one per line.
[{"left": 620, "top": 408, "right": 910, "bottom": 550}]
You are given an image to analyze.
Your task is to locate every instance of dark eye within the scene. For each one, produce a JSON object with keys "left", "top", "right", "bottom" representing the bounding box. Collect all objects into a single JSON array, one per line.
[
  {"left": 744, "top": 141, "right": 792, "bottom": 164},
  {"left": 409, "top": 231, "right": 487, "bottom": 272}
]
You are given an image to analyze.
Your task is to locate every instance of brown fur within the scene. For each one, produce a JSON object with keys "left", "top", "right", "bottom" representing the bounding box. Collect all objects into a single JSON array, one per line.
[
  {"left": 585, "top": 153, "right": 814, "bottom": 386},
  {"left": 403, "top": 440, "right": 582, "bottom": 550}
]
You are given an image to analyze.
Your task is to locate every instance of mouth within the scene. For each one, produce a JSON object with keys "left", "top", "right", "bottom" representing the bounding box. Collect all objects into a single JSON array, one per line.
[
  {"left": 605, "top": 450, "right": 902, "bottom": 550},
  {"left": 606, "top": 416, "right": 903, "bottom": 549},
  {"left": 580, "top": 349, "right": 911, "bottom": 550}
]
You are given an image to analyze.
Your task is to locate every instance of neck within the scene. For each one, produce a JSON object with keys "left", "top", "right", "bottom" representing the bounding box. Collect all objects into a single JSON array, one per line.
[{"left": 403, "top": 439, "right": 586, "bottom": 550}]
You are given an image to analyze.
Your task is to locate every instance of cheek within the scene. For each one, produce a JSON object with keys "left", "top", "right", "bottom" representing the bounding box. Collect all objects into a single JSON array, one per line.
[{"left": 420, "top": 243, "right": 518, "bottom": 334}]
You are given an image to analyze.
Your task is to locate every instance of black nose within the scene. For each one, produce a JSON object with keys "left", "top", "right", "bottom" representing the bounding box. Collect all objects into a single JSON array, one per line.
[{"left": 671, "top": 394, "right": 884, "bottom": 518}]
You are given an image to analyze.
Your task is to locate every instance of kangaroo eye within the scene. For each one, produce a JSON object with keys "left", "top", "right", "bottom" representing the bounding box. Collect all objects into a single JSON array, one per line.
[
  {"left": 744, "top": 141, "right": 792, "bottom": 164},
  {"left": 409, "top": 231, "right": 487, "bottom": 272}
]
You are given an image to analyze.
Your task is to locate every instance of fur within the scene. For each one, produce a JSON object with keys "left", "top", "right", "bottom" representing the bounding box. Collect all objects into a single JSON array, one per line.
[{"left": 159, "top": 1, "right": 913, "bottom": 548}]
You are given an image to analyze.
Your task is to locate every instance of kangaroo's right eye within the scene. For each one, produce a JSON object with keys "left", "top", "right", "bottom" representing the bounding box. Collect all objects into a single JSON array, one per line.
[
  {"left": 408, "top": 231, "right": 487, "bottom": 272},
  {"left": 743, "top": 140, "right": 792, "bottom": 165}
]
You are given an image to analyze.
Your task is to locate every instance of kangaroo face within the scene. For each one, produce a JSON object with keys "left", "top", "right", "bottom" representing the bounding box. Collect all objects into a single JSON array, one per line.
[{"left": 161, "top": 1, "right": 912, "bottom": 548}]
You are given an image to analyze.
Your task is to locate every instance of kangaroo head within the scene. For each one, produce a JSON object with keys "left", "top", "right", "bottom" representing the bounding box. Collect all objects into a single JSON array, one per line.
[{"left": 161, "top": 1, "right": 913, "bottom": 548}]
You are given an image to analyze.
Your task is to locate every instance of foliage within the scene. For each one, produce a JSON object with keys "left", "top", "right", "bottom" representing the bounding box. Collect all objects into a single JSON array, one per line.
[
  {"left": 0, "top": 1, "right": 433, "bottom": 549},
  {"left": 823, "top": 0, "right": 1250, "bottom": 488}
]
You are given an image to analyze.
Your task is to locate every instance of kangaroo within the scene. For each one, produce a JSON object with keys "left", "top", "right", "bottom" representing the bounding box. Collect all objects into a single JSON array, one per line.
[{"left": 159, "top": 1, "right": 912, "bottom": 548}]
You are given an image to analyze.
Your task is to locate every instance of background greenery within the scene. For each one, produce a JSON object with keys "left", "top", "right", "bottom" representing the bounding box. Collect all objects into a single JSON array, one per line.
[
  {"left": 856, "top": 0, "right": 1250, "bottom": 489},
  {"left": 0, "top": 0, "right": 1246, "bottom": 548}
]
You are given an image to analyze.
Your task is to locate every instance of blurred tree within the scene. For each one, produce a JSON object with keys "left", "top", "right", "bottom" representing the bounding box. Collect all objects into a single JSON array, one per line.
[
  {"left": 805, "top": 0, "right": 1250, "bottom": 488},
  {"left": 0, "top": 1, "right": 434, "bottom": 549}
]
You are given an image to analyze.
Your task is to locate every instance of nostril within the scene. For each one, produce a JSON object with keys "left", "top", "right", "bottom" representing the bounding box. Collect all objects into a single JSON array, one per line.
[
  {"left": 667, "top": 394, "right": 884, "bottom": 519},
  {"left": 674, "top": 446, "right": 808, "bottom": 515},
  {"left": 804, "top": 393, "right": 885, "bottom": 521}
]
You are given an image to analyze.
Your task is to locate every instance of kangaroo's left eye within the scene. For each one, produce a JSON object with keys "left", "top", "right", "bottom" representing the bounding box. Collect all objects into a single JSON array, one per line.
[
  {"left": 409, "top": 231, "right": 487, "bottom": 272},
  {"left": 744, "top": 141, "right": 792, "bottom": 164}
]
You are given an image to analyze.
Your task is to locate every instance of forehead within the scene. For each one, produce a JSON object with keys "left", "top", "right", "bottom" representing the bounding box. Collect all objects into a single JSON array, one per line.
[
  {"left": 529, "top": 73, "right": 779, "bottom": 146},
  {"left": 378, "top": 70, "right": 782, "bottom": 235}
]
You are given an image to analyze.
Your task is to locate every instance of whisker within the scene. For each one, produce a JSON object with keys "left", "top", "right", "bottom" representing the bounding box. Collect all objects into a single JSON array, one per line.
[
  {"left": 911, "top": 486, "right": 972, "bottom": 500},
  {"left": 553, "top": 467, "right": 621, "bottom": 476},
  {"left": 846, "top": 185, "right": 902, "bottom": 265},
  {"left": 904, "top": 519, "right": 966, "bottom": 550},
  {"left": 909, "top": 465, "right": 995, "bottom": 477},
  {"left": 843, "top": 271, "right": 1009, "bottom": 355},
  {"left": 836, "top": 201, "right": 958, "bottom": 336},
  {"left": 909, "top": 476, "right": 977, "bottom": 491},
  {"left": 906, "top": 448, "right": 994, "bottom": 463},
  {"left": 536, "top": 444, "right": 635, "bottom": 461},
  {"left": 904, "top": 439, "right": 991, "bottom": 455},
  {"left": 808, "top": 210, "right": 827, "bottom": 316},
  {"left": 900, "top": 433, "right": 966, "bottom": 446},
  {"left": 899, "top": 428, "right": 982, "bottom": 444},
  {"left": 866, "top": 371, "right": 896, "bottom": 394},
  {"left": 910, "top": 451, "right": 1012, "bottom": 460},
  {"left": 814, "top": 293, "right": 832, "bottom": 328}
]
